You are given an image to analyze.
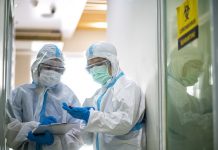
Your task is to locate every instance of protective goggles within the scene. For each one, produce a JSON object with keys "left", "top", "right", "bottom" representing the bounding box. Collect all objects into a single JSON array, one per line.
[
  {"left": 86, "top": 60, "right": 110, "bottom": 72},
  {"left": 39, "top": 63, "right": 65, "bottom": 74}
]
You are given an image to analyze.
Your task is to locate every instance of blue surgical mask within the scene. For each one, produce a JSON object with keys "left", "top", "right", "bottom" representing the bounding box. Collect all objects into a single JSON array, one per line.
[{"left": 90, "top": 65, "right": 112, "bottom": 85}]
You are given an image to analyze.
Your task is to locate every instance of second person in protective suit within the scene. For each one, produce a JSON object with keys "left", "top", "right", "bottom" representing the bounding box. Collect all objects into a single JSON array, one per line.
[
  {"left": 6, "top": 44, "right": 82, "bottom": 150},
  {"left": 167, "top": 48, "right": 213, "bottom": 150},
  {"left": 62, "top": 41, "right": 146, "bottom": 150}
]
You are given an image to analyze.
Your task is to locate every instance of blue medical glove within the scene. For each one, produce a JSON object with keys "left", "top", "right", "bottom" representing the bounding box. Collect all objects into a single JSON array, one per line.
[
  {"left": 27, "top": 131, "right": 54, "bottom": 145},
  {"left": 62, "top": 102, "right": 92, "bottom": 122},
  {"left": 40, "top": 116, "right": 57, "bottom": 125}
]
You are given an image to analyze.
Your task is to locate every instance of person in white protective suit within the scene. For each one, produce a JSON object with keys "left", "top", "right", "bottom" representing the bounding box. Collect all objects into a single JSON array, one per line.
[
  {"left": 167, "top": 48, "right": 213, "bottom": 150},
  {"left": 62, "top": 41, "right": 146, "bottom": 150},
  {"left": 5, "top": 44, "right": 82, "bottom": 150}
]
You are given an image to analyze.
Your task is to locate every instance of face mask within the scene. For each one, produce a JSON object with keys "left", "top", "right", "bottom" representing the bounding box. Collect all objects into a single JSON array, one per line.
[
  {"left": 39, "top": 70, "right": 61, "bottom": 87},
  {"left": 90, "top": 65, "right": 112, "bottom": 85}
]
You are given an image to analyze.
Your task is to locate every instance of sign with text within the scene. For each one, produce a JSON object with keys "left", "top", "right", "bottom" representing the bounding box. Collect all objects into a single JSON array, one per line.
[{"left": 177, "top": 0, "right": 198, "bottom": 49}]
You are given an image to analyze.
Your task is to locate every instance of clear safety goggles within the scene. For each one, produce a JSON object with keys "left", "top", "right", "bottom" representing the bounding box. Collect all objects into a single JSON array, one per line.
[
  {"left": 86, "top": 60, "right": 110, "bottom": 72},
  {"left": 39, "top": 63, "right": 65, "bottom": 74}
]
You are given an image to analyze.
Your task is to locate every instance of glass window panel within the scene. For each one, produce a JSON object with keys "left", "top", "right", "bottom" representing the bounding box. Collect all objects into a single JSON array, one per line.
[{"left": 164, "top": 0, "right": 213, "bottom": 150}]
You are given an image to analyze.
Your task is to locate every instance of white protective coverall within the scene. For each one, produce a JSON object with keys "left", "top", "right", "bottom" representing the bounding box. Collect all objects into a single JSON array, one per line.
[
  {"left": 82, "top": 42, "right": 146, "bottom": 150},
  {"left": 5, "top": 44, "right": 82, "bottom": 150},
  {"left": 167, "top": 48, "right": 213, "bottom": 150}
]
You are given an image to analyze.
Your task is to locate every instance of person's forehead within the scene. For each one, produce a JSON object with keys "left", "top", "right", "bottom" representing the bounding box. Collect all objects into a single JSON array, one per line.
[{"left": 88, "top": 57, "right": 107, "bottom": 64}]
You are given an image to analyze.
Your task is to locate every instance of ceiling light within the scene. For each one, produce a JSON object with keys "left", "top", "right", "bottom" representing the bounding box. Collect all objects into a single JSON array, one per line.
[
  {"left": 88, "top": 22, "right": 107, "bottom": 29},
  {"left": 85, "top": 4, "right": 107, "bottom": 11}
]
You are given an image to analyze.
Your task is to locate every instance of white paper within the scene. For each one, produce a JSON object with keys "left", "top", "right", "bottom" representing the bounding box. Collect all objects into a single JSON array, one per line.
[{"left": 33, "top": 123, "right": 78, "bottom": 135}]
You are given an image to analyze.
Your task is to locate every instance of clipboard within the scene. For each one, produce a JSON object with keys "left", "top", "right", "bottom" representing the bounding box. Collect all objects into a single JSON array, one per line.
[{"left": 33, "top": 123, "right": 79, "bottom": 135}]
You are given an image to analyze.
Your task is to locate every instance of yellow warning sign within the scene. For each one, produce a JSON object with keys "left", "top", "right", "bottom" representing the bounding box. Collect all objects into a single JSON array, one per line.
[{"left": 177, "top": 0, "right": 198, "bottom": 49}]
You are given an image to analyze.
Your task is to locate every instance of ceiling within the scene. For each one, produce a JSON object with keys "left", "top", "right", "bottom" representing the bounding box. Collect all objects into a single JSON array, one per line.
[
  {"left": 77, "top": 0, "right": 107, "bottom": 30},
  {"left": 14, "top": 0, "right": 107, "bottom": 40}
]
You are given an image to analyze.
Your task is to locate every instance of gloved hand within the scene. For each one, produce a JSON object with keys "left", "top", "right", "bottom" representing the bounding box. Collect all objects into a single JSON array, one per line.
[
  {"left": 40, "top": 116, "right": 57, "bottom": 125},
  {"left": 62, "top": 102, "right": 93, "bottom": 122},
  {"left": 27, "top": 130, "right": 54, "bottom": 145}
]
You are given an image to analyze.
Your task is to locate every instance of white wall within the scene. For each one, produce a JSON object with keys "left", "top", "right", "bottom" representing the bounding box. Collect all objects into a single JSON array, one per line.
[
  {"left": 63, "top": 29, "right": 106, "bottom": 52},
  {"left": 14, "top": 51, "right": 31, "bottom": 86},
  {"left": 107, "top": 0, "right": 159, "bottom": 149}
]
